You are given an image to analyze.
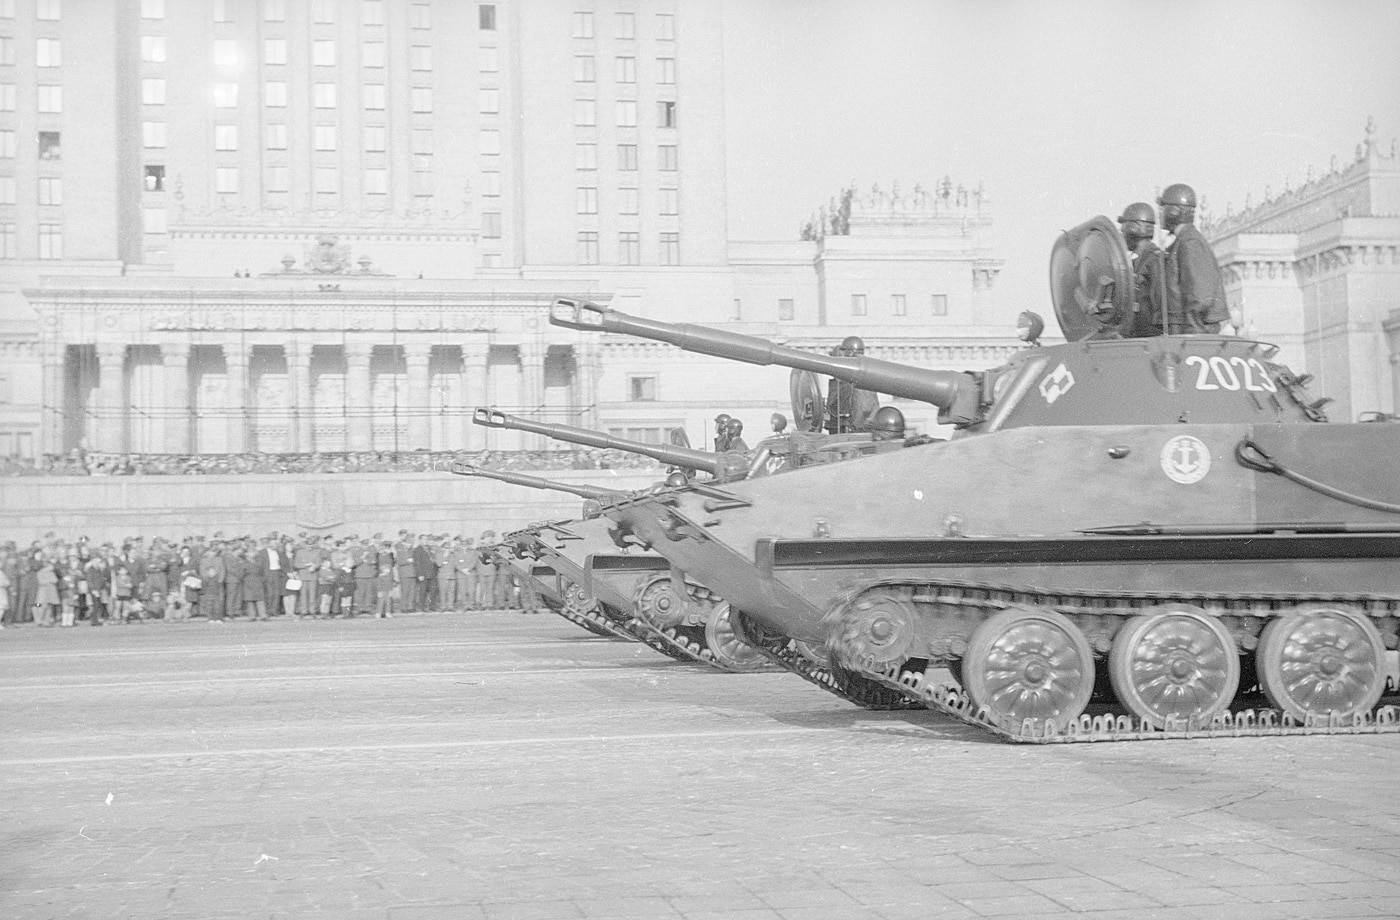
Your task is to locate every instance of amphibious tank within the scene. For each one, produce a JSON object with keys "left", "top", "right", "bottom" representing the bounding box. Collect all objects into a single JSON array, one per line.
[
  {"left": 449, "top": 461, "right": 769, "bottom": 670},
  {"left": 548, "top": 217, "right": 1400, "bottom": 742}
]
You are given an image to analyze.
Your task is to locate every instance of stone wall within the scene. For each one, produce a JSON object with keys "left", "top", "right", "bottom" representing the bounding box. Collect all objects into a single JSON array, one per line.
[{"left": 0, "top": 470, "right": 661, "bottom": 544}]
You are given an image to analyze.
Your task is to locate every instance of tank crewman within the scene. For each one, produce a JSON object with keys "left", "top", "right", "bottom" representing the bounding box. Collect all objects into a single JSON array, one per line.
[
  {"left": 824, "top": 336, "right": 881, "bottom": 434},
  {"left": 725, "top": 418, "right": 750, "bottom": 452},
  {"left": 1158, "top": 183, "right": 1229, "bottom": 334},
  {"left": 867, "top": 406, "right": 906, "bottom": 442},
  {"left": 1115, "top": 202, "right": 1168, "bottom": 337},
  {"left": 770, "top": 412, "right": 788, "bottom": 435},
  {"left": 713, "top": 414, "right": 732, "bottom": 452}
]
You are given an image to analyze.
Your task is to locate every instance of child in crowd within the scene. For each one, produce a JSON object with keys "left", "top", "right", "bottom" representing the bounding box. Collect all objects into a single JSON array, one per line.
[
  {"left": 374, "top": 564, "right": 395, "bottom": 619},
  {"left": 315, "top": 560, "right": 336, "bottom": 617},
  {"left": 126, "top": 596, "right": 146, "bottom": 624},
  {"left": 335, "top": 564, "right": 356, "bottom": 617},
  {"left": 59, "top": 569, "right": 78, "bottom": 627},
  {"left": 111, "top": 565, "right": 134, "bottom": 624},
  {"left": 164, "top": 589, "right": 190, "bottom": 622}
]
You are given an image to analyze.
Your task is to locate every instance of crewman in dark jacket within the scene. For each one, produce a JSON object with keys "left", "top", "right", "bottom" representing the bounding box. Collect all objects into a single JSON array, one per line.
[{"left": 1158, "top": 183, "right": 1229, "bottom": 334}]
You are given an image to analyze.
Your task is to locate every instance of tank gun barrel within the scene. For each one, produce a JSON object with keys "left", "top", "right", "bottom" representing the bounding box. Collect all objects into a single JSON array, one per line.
[
  {"left": 447, "top": 460, "right": 621, "bottom": 501},
  {"left": 473, "top": 408, "right": 721, "bottom": 474},
  {"left": 551, "top": 298, "right": 982, "bottom": 425}
]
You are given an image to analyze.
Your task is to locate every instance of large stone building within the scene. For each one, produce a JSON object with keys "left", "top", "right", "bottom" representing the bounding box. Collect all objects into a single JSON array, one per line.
[
  {"left": 0, "top": 0, "right": 1017, "bottom": 462},
  {"left": 1207, "top": 119, "right": 1400, "bottom": 422}
]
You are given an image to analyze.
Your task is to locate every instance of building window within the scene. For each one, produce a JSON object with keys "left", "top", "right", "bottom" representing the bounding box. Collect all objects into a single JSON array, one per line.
[
  {"left": 657, "top": 100, "right": 676, "bottom": 128},
  {"left": 619, "top": 231, "right": 639, "bottom": 265},
  {"left": 39, "top": 130, "right": 61, "bottom": 158},
  {"left": 411, "top": 45, "right": 432, "bottom": 70},
  {"left": 36, "top": 0, "right": 60, "bottom": 21},
  {"left": 363, "top": 84, "right": 385, "bottom": 109},
  {"left": 0, "top": 38, "right": 11, "bottom": 66},
  {"left": 0, "top": 85, "right": 12, "bottom": 111},
  {"left": 411, "top": 87, "right": 432, "bottom": 112},
  {"left": 36, "top": 38, "right": 62, "bottom": 67},
  {"left": 363, "top": 41, "right": 385, "bottom": 67},
  {"left": 479, "top": 4, "right": 496, "bottom": 29},
  {"left": 264, "top": 82, "right": 287, "bottom": 107},
  {"left": 658, "top": 145, "right": 677, "bottom": 171},
  {"left": 576, "top": 186, "right": 597, "bottom": 214},
  {"left": 142, "top": 78, "right": 166, "bottom": 105},
  {"left": 931, "top": 294, "right": 948, "bottom": 316},
  {"left": 314, "top": 124, "right": 337, "bottom": 151},
  {"left": 141, "top": 123, "right": 165, "bottom": 148},
  {"left": 213, "top": 83, "right": 239, "bottom": 107},
  {"left": 617, "top": 144, "right": 637, "bottom": 171},
  {"left": 314, "top": 166, "right": 339, "bottom": 194},
  {"left": 615, "top": 12, "right": 635, "bottom": 39},
  {"left": 778, "top": 298, "right": 798, "bottom": 321},
  {"left": 38, "top": 224, "right": 62, "bottom": 259},
  {"left": 573, "top": 11, "right": 593, "bottom": 38},
  {"left": 364, "top": 126, "right": 386, "bottom": 152},
  {"left": 481, "top": 212, "right": 501, "bottom": 238},
  {"left": 362, "top": 0, "right": 384, "bottom": 25},
  {"left": 0, "top": 130, "right": 13, "bottom": 158},
  {"left": 618, "top": 187, "right": 638, "bottom": 214},
  {"left": 141, "top": 0, "right": 164, "bottom": 18},
  {"left": 575, "top": 143, "right": 596, "bottom": 170},
  {"left": 616, "top": 56, "right": 635, "bottom": 83},
  {"left": 656, "top": 13, "right": 675, "bottom": 40},
  {"left": 266, "top": 165, "right": 289, "bottom": 191},
  {"left": 313, "top": 40, "right": 336, "bottom": 66},
  {"left": 364, "top": 168, "right": 387, "bottom": 194},
  {"left": 263, "top": 39, "right": 286, "bottom": 65},
  {"left": 144, "top": 206, "right": 167, "bottom": 234},
  {"left": 142, "top": 36, "right": 166, "bottom": 63},
  {"left": 144, "top": 165, "right": 165, "bottom": 191},
  {"left": 213, "top": 39, "right": 238, "bottom": 67},
  {"left": 628, "top": 376, "right": 657, "bottom": 402},
  {"left": 480, "top": 47, "right": 498, "bottom": 72},
  {"left": 576, "top": 232, "right": 598, "bottom": 265},
  {"left": 657, "top": 58, "right": 675, "bottom": 84},
  {"left": 214, "top": 124, "right": 239, "bottom": 150},
  {"left": 660, "top": 232, "right": 679, "bottom": 265},
  {"left": 313, "top": 83, "right": 337, "bottom": 107},
  {"left": 574, "top": 99, "right": 596, "bottom": 126},
  {"left": 410, "top": 3, "right": 431, "bottom": 29},
  {"left": 264, "top": 0, "right": 286, "bottom": 21},
  {"left": 479, "top": 88, "right": 499, "bottom": 114},
  {"left": 215, "top": 167, "right": 239, "bottom": 193},
  {"left": 659, "top": 187, "right": 678, "bottom": 215},
  {"left": 37, "top": 176, "right": 62, "bottom": 205},
  {"left": 265, "top": 123, "right": 288, "bottom": 149},
  {"left": 0, "top": 224, "right": 14, "bottom": 258},
  {"left": 411, "top": 128, "right": 433, "bottom": 157},
  {"left": 573, "top": 54, "right": 595, "bottom": 82},
  {"left": 478, "top": 129, "right": 500, "bottom": 155},
  {"left": 37, "top": 85, "right": 62, "bottom": 113},
  {"left": 892, "top": 294, "right": 907, "bottom": 316},
  {"left": 851, "top": 294, "right": 867, "bottom": 316},
  {"left": 616, "top": 100, "right": 636, "bottom": 127},
  {"left": 312, "top": 0, "right": 335, "bottom": 23}
]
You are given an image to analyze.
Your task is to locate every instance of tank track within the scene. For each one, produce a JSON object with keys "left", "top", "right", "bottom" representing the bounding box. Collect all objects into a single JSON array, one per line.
[
  {"left": 829, "top": 578, "right": 1400, "bottom": 744},
  {"left": 617, "top": 579, "right": 777, "bottom": 672},
  {"left": 544, "top": 598, "right": 635, "bottom": 640}
]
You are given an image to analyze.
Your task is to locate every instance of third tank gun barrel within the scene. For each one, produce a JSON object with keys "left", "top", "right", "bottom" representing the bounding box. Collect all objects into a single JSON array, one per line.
[
  {"left": 473, "top": 407, "right": 723, "bottom": 474},
  {"left": 551, "top": 298, "right": 982, "bottom": 425},
  {"left": 449, "top": 461, "right": 622, "bottom": 500}
]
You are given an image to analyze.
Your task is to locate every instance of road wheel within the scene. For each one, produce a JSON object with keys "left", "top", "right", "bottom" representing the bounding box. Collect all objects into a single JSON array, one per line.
[
  {"left": 962, "top": 606, "right": 1094, "bottom": 730},
  {"left": 1257, "top": 607, "right": 1386, "bottom": 722},
  {"left": 703, "top": 604, "right": 769, "bottom": 671},
  {"left": 1109, "top": 604, "right": 1239, "bottom": 729}
]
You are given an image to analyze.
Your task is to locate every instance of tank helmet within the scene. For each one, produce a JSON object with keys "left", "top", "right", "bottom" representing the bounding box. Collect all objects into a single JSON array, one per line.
[
  {"left": 1016, "top": 310, "right": 1045, "bottom": 344},
  {"left": 868, "top": 406, "right": 906, "bottom": 438},
  {"left": 1157, "top": 183, "right": 1197, "bottom": 209},
  {"left": 840, "top": 335, "right": 866, "bottom": 356},
  {"left": 725, "top": 418, "right": 744, "bottom": 436},
  {"left": 1116, "top": 202, "right": 1156, "bottom": 226},
  {"left": 714, "top": 413, "right": 731, "bottom": 426},
  {"left": 664, "top": 470, "right": 689, "bottom": 488}
]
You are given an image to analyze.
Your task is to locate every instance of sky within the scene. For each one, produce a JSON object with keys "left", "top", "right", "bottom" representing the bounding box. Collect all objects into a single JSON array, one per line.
[{"left": 720, "top": 0, "right": 1400, "bottom": 324}]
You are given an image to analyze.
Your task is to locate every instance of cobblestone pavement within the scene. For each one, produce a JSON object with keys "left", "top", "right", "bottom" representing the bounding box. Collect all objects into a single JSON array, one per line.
[{"left": 3, "top": 612, "right": 1398, "bottom": 920}]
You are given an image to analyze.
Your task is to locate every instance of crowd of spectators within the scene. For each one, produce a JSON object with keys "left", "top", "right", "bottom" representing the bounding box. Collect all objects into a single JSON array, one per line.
[
  {"left": 0, "top": 529, "right": 544, "bottom": 629},
  {"left": 0, "top": 449, "right": 663, "bottom": 477}
]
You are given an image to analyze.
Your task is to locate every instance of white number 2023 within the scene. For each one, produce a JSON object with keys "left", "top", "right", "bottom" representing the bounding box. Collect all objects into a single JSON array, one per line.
[{"left": 1185, "top": 355, "right": 1278, "bottom": 393}]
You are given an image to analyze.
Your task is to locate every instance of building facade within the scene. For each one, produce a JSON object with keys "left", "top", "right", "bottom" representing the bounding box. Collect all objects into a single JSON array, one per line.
[{"left": 0, "top": 0, "right": 1020, "bottom": 463}]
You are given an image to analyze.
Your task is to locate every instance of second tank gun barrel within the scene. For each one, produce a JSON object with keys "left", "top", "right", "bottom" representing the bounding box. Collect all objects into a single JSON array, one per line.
[
  {"left": 449, "top": 460, "right": 622, "bottom": 500},
  {"left": 474, "top": 408, "right": 724, "bottom": 474},
  {"left": 551, "top": 298, "right": 982, "bottom": 425}
]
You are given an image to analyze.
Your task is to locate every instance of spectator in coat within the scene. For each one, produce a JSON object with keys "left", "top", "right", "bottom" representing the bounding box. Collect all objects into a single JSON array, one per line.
[
  {"left": 241, "top": 547, "right": 268, "bottom": 620},
  {"left": 412, "top": 537, "right": 439, "bottom": 612}
]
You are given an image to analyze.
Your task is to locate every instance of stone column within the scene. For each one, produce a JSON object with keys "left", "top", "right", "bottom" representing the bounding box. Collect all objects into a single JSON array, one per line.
[
  {"left": 95, "top": 341, "right": 127, "bottom": 453},
  {"left": 223, "top": 342, "right": 248, "bottom": 454},
  {"left": 518, "top": 342, "right": 546, "bottom": 450},
  {"left": 462, "top": 342, "right": 490, "bottom": 451},
  {"left": 287, "top": 342, "right": 314, "bottom": 453},
  {"left": 41, "top": 341, "right": 66, "bottom": 455},
  {"left": 404, "top": 342, "right": 432, "bottom": 450},
  {"left": 574, "top": 341, "right": 601, "bottom": 430},
  {"left": 345, "top": 342, "right": 373, "bottom": 451},
  {"left": 161, "top": 342, "right": 192, "bottom": 454}
]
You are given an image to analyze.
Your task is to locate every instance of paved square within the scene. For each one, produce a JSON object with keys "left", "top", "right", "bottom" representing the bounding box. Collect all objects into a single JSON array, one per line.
[{"left": 3, "top": 613, "right": 1398, "bottom": 919}]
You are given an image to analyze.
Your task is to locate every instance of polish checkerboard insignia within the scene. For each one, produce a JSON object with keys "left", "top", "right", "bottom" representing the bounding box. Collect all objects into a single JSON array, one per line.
[
  {"left": 1038, "top": 363, "right": 1076, "bottom": 404},
  {"left": 1160, "top": 435, "right": 1211, "bottom": 484}
]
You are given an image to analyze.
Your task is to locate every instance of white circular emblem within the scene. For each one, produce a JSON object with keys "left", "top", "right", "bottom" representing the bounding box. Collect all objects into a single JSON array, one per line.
[{"left": 1160, "top": 435, "right": 1211, "bottom": 484}]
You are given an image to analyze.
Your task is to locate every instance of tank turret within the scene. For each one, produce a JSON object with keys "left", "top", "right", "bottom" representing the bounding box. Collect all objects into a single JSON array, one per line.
[
  {"left": 473, "top": 408, "right": 749, "bottom": 478},
  {"left": 550, "top": 299, "right": 983, "bottom": 427},
  {"left": 447, "top": 460, "right": 623, "bottom": 501}
]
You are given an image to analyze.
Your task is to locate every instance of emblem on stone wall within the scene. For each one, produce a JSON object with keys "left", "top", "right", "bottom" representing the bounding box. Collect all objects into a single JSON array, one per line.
[
  {"left": 305, "top": 234, "right": 351, "bottom": 273},
  {"left": 295, "top": 483, "right": 346, "bottom": 529}
]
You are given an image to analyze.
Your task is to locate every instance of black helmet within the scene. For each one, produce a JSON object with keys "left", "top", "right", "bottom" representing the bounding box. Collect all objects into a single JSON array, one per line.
[
  {"left": 840, "top": 335, "right": 865, "bottom": 356},
  {"left": 714, "top": 413, "right": 731, "bottom": 426},
  {"left": 1116, "top": 202, "right": 1156, "bottom": 226},
  {"left": 664, "top": 471, "right": 689, "bottom": 488},
  {"left": 868, "top": 406, "right": 905, "bottom": 438},
  {"left": 725, "top": 418, "right": 744, "bottom": 436},
  {"left": 1157, "top": 183, "right": 1197, "bottom": 209}
]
